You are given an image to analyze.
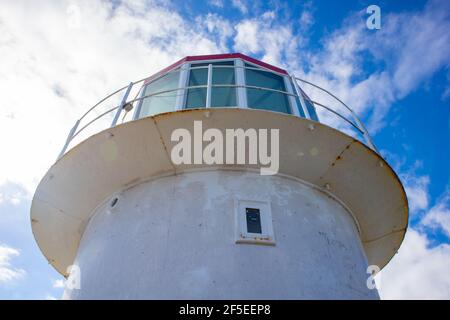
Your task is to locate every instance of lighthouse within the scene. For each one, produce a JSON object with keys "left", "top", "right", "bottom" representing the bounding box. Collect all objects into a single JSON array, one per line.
[{"left": 30, "top": 53, "right": 408, "bottom": 299}]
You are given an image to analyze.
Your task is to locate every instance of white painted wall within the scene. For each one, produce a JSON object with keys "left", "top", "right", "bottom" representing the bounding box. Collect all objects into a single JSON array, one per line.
[{"left": 63, "top": 170, "right": 379, "bottom": 299}]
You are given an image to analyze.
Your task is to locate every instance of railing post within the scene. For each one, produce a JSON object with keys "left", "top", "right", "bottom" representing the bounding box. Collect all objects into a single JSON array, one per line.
[
  {"left": 57, "top": 119, "right": 80, "bottom": 161},
  {"left": 351, "top": 115, "right": 378, "bottom": 152},
  {"left": 111, "top": 82, "right": 133, "bottom": 127}
]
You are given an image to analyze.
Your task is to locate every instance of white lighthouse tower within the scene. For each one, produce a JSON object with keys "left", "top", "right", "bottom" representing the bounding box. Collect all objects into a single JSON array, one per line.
[{"left": 31, "top": 53, "right": 408, "bottom": 299}]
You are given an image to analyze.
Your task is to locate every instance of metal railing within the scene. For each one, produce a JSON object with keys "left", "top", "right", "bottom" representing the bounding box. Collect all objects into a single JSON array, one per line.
[
  {"left": 294, "top": 77, "right": 377, "bottom": 151},
  {"left": 56, "top": 64, "right": 378, "bottom": 160}
]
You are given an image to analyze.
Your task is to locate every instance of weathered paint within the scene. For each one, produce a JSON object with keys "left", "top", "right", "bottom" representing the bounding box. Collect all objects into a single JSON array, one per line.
[
  {"left": 63, "top": 170, "right": 378, "bottom": 299},
  {"left": 30, "top": 108, "right": 408, "bottom": 278}
]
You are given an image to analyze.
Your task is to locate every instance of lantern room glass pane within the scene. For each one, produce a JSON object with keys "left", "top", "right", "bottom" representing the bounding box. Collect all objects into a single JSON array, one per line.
[
  {"left": 139, "top": 71, "right": 180, "bottom": 117},
  {"left": 186, "top": 61, "right": 237, "bottom": 109},
  {"left": 245, "top": 64, "right": 291, "bottom": 114},
  {"left": 212, "top": 61, "right": 235, "bottom": 85},
  {"left": 212, "top": 87, "right": 236, "bottom": 107},
  {"left": 211, "top": 62, "right": 236, "bottom": 107},
  {"left": 245, "top": 64, "right": 284, "bottom": 90},
  {"left": 186, "top": 88, "right": 207, "bottom": 108},
  {"left": 246, "top": 89, "right": 290, "bottom": 113},
  {"left": 188, "top": 67, "right": 208, "bottom": 86},
  {"left": 186, "top": 64, "right": 208, "bottom": 109}
]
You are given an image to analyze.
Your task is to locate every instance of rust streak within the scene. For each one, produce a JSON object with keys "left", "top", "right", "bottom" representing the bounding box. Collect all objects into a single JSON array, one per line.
[{"left": 151, "top": 117, "right": 177, "bottom": 174}]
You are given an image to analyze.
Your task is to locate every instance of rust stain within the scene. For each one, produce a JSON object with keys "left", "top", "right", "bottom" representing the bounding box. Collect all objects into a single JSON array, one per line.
[
  {"left": 151, "top": 116, "right": 177, "bottom": 174},
  {"left": 328, "top": 140, "right": 354, "bottom": 169}
]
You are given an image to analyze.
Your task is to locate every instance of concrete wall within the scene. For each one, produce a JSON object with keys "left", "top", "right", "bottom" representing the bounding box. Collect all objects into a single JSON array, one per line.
[{"left": 63, "top": 170, "right": 378, "bottom": 299}]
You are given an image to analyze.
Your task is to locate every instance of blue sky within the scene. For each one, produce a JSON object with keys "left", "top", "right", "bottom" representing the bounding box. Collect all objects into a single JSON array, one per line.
[{"left": 0, "top": 0, "right": 449, "bottom": 299}]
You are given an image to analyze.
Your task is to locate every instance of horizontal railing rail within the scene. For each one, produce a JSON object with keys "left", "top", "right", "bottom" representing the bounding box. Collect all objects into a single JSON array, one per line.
[
  {"left": 56, "top": 65, "right": 378, "bottom": 160},
  {"left": 294, "top": 77, "right": 377, "bottom": 152}
]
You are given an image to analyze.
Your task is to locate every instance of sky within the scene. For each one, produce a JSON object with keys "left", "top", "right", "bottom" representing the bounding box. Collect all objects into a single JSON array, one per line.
[{"left": 0, "top": 0, "right": 449, "bottom": 299}]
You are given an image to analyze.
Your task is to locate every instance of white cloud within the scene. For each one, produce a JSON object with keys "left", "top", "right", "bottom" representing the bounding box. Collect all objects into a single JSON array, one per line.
[
  {"left": 297, "top": 0, "right": 450, "bottom": 133},
  {"left": 299, "top": 10, "right": 314, "bottom": 31},
  {"left": 0, "top": 0, "right": 226, "bottom": 195},
  {"left": 232, "top": 0, "right": 248, "bottom": 14},
  {"left": 209, "top": 0, "right": 223, "bottom": 9},
  {"left": 234, "top": 20, "right": 259, "bottom": 53},
  {"left": 196, "top": 13, "right": 234, "bottom": 52},
  {"left": 378, "top": 186, "right": 450, "bottom": 299},
  {"left": 234, "top": 14, "right": 301, "bottom": 67},
  {"left": 0, "top": 182, "right": 29, "bottom": 206},
  {"left": 298, "top": 0, "right": 314, "bottom": 32},
  {"left": 52, "top": 279, "right": 65, "bottom": 288},
  {"left": 0, "top": 244, "right": 26, "bottom": 284},
  {"left": 1, "top": 0, "right": 447, "bottom": 195},
  {"left": 422, "top": 191, "right": 450, "bottom": 237},
  {"left": 401, "top": 174, "right": 430, "bottom": 214},
  {"left": 385, "top": 2, "right": 450, "bottom": 98},
  {"left": 378, "top": 228, "right": 450, "bottom": 299}
]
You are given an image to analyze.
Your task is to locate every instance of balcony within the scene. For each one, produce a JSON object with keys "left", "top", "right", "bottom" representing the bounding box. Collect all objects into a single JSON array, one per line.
[{"left": 57, "top": 53, "right": 377, "bottom": 160}]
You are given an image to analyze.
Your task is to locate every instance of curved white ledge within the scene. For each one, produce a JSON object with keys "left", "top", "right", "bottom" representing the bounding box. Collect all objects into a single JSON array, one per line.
[{"left": 31, "top": 108, "right": 408, "bottom": 276}]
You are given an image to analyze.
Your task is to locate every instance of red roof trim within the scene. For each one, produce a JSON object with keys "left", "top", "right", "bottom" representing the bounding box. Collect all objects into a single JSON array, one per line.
[{"left": 143, "top": 53, "right": 287, "bottom": 84}]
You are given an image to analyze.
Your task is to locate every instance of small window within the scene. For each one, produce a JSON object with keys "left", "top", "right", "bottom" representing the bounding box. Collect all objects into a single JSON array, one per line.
[
  {"left": 246, "top": 208, "right": 262, "bottom": 234},
  {"left": 235, "top": 200, "right": 275, "bottom": 245}
]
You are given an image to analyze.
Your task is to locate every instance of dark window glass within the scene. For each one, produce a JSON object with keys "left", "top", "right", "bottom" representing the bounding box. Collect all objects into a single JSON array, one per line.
[
  {"left": 245, "top": 65, "right": 291, "bottom": 114},
  {"left": 246, "top": 208, "right": 262, "bottom": 234},
  {"left": 186, "top": 87, "right": 207, "bottom": 109},
  {"left": 186, "top": 63, "right": 208, "bottom": 109},
  {"left": 212, "top": 61, "right": 236, "bottom": 107},
  {"left": 212, "top": 87, "right": 236, "bottom": 107},
  {"left": 186, "top": 61, "right": 237, "bottom": 108},
  {"left": 212, "top": 66, "right": 235, "bottom": 85},
  {"left": 188, "top": 67, "right": 208, "bottom": 86}
]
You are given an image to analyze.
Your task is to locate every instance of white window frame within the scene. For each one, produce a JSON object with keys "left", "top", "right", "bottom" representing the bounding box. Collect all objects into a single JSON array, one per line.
[
  {"left": 284, "top": 77, "right": 301, "bottom": 116},
  {"left": 235, "top": 58, "right": 248, "bottom": 108},
  {"left": 175, "top": 63, "right": 190, "bottom": 111},
  {"left": 291, "top": 75, "right": 311, "bottom": 119},
  {"left": 234, "top": 199, "right": 275, "bottom": 245}
]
